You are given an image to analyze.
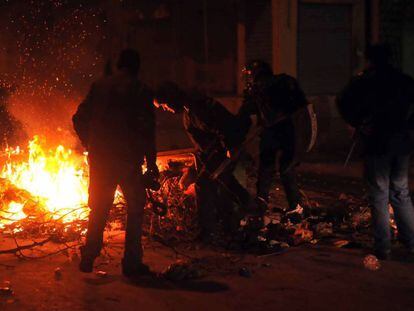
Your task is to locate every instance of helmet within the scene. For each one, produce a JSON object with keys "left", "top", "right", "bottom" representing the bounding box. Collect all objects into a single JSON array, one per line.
[{"left": 243, "top": 60, "right": 273, "bottom": 85}]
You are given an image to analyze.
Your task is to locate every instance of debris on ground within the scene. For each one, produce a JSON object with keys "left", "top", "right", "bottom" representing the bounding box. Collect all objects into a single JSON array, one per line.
[
  {"left": 334, "top": 240, "right": 350, "bottom": 248},
  {"left": 238, "top": 267, "right": 252, "bottom": 278},
  {"left": 363, "top": 255, "right": 381, "bottom": 271},
  {"left": 0, "top": 158, "right": 376, "bottom": 262}
]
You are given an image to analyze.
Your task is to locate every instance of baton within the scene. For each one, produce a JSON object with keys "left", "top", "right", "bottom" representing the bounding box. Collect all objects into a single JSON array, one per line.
[
  {"left": 343, "top": 128, "right": 361, "bottom": 168},
  {"left": 343, "top": 140, "right": 357, "bottom": 168}
]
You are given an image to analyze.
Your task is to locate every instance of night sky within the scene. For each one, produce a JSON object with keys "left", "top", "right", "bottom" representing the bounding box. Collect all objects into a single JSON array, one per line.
[{"left": 0, "top": 0, "right": 110, "bottom": 144}]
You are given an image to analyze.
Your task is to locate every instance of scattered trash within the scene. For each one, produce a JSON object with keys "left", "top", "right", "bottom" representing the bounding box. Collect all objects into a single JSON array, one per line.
[
  {"left": 363, "top": 255, "right": 381, "bottom": 271},
  {"left": 293, "top": 223, "right": 314, "bottom": 243},
  {"left": 0, "top": 281, "right": 13, "bottom": 297},
  {"left": 96, "top": 271, "right": 108, "bottom": 278},
  {"left": 269, "top": 240, "right": 279, "bottom": 246},
  {"left": 339, "top": 193, "right": 348, "bottom": 201},
  {"left": 334, "top": 240, "right": 350, "bottom": 248},
  {"left": 280, "top": 242, "right": 290, "bottom": 249},
  {"left": 239, "top": 267, "right": 252, "bottom": 278},
  {"left": 315, "top": 222, "right": 333, "bottom": 237},
  {"left": 54, "top": 267, "right": 62, "bottom": 280}
]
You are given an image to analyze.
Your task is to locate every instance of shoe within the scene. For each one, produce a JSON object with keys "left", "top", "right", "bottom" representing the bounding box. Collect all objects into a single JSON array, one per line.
[
  {"left": 374, "top": 249, "right": 391, "bottom": 261},
  {"left": 79, "top": 257, "right": 94, "bottom": 273},
  {"left": 122, "top": 261, "right": 153, "bottom": 277}
]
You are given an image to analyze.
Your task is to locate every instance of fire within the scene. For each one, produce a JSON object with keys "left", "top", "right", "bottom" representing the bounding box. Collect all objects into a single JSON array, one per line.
[
  {"left": 0, "top": 136, "right": 89, "bottom": 228},
  {"left": 0, "top": 135, "right": 192, "bottom": 235}
]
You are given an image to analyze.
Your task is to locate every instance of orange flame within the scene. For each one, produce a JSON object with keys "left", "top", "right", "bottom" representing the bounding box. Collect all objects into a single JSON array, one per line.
[{"left": 0, "top": 136, "right": 89, "bottom": 227}]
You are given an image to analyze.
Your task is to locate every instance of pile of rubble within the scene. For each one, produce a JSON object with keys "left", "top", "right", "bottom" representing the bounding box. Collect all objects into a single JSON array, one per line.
[{"left": 231, "top": 191, "right": 373, "bottom": 254}]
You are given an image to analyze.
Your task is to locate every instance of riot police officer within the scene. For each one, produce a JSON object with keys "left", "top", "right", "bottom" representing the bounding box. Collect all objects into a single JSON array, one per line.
[{"left": 239, "top": 60, "right": 308, "bottom": 215}]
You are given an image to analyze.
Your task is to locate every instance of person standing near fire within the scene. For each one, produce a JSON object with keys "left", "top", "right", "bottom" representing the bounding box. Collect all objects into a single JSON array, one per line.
[
  {"left": 154, "top": 82, "right": 251, "bottom": 242},
  {"left": 73, "top": 49, "right": 159, "bottom": 276},
  {"left": 337, "top": 44, "right": 414, "bottom": 260},
  {"left": 238, "top": 60, "right": 309, "bottom": 217}
]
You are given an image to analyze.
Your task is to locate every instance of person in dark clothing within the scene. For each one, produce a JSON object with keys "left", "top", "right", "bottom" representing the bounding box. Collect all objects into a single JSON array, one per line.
[
  {"left": 239, "top": 60, "right": 308, "bottom": 214},
  {"left": 337, "top": 43, "right": 414, "bottom": 259},
  {"left": 73, "top": 49, "right": 158, "bottom": 276},
  {"left": 154, "top": 82, "right": 251, "bottom": 240}
]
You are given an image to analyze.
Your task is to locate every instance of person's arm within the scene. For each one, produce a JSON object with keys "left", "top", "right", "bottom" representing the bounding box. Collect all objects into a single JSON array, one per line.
[{"left": 72, "top": 83, "right": 96, "bottom": 149}]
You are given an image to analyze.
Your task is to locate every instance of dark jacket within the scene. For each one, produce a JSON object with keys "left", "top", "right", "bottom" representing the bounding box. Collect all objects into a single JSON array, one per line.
[
  {"left": 337, "top": 66, "right": 414, "bottom": 155},
  {"left": 239, "top": 73, "right": 308, "bottom": 128},
  {"left": 183, "top": 91, "right": 249, "bottom": 154},
  {"left": 73, "top": 72, "right": 156, "bottom": 166}
]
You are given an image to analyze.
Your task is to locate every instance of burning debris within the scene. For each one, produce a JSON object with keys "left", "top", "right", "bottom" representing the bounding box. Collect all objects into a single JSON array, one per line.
[
  {"left": 0, "top": 137, "right": 377, "bottom": 261},
  {"left": 0, "top": 139, "right": 198, "bottom": 257},
  {"left": 0, "top": 136, "right": 90, "bottom": 257}
]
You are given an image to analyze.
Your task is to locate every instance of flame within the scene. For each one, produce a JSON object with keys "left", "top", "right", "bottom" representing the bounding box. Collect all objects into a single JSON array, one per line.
[
  {"left": 0, "top": 136, "right": 89, "bottom": 228},
  {"left": 0, "top": 136, "right": 188, "bottom": 232}
]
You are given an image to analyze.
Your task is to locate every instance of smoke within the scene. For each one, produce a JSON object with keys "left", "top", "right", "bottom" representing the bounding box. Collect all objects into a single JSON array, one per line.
[{"left": 0, "top": 0, "right": 110, "bottom": 147}]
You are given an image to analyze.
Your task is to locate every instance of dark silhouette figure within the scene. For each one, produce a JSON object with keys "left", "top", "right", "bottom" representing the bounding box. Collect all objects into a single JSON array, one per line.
[
  {"left": 154, "top": 82, "right": 251, "bottom": 241},
  {"left": 337, "top": 44, "right": 414, "bottom": 259},
  {"left": 73, "top": 49, "right": 158, "bottom": 276},
  {"left": 239, "top": 60, "right": 308, "bottom": 214}
]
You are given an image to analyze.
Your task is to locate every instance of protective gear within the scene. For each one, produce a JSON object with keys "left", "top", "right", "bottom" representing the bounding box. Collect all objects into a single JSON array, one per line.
[
  {"left": 239, "top": 62, "right": 307, "bottom": 212},
  {"left": 240, "top": 73, "right": 308, "bottom": 128},
  {"left": 243, "top": 60, "right": 273, "bottom": 87},
  {"left": 256, "top": 119, "right": 302, "bottom": 210}
]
